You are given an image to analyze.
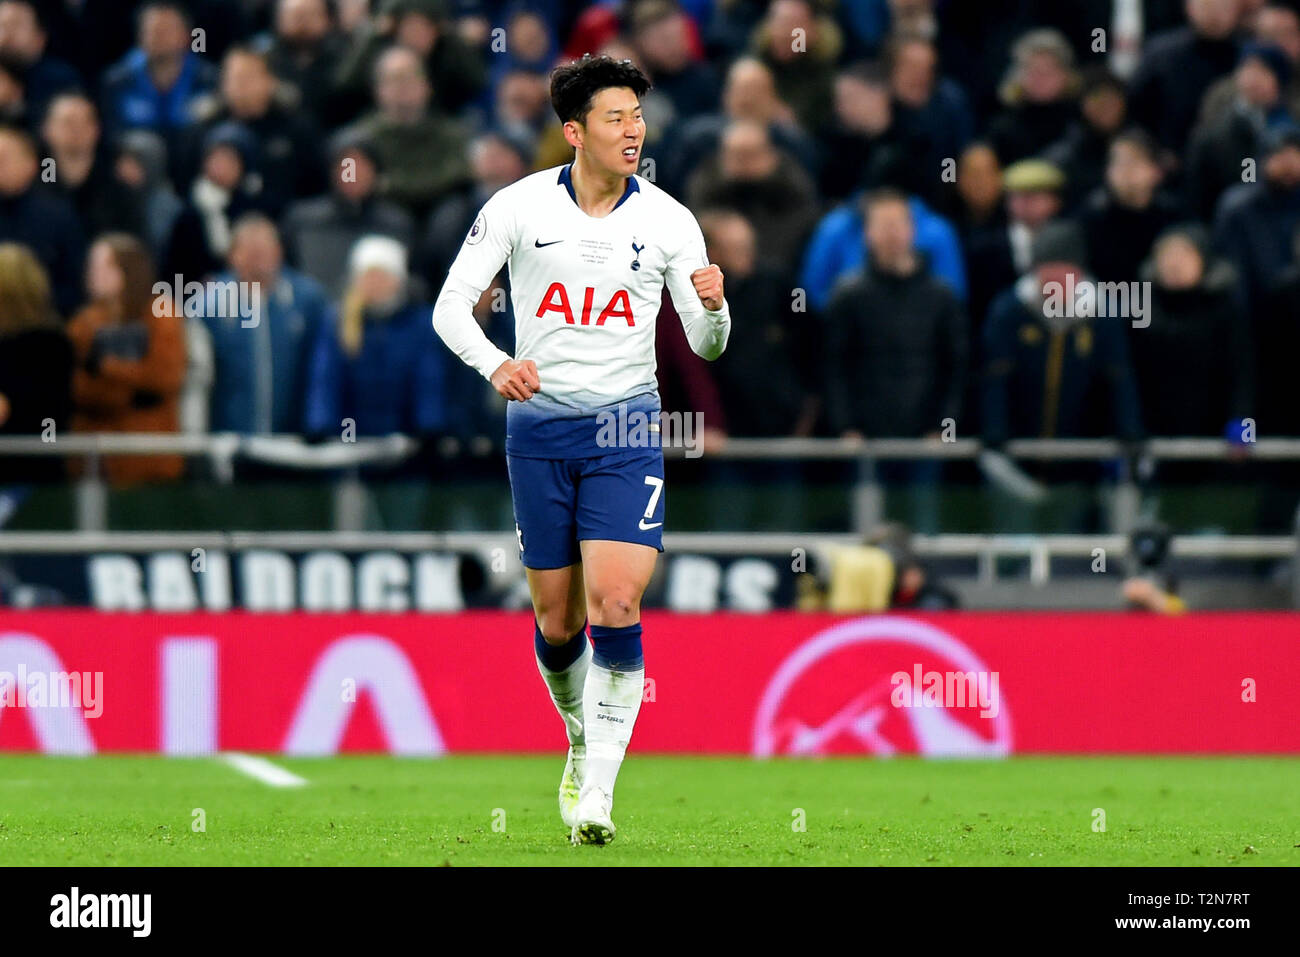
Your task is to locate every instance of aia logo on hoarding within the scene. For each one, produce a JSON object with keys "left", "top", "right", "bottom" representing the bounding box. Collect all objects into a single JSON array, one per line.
[{"left": 751, "top": 617, "right": 1014, "bottom": 757}]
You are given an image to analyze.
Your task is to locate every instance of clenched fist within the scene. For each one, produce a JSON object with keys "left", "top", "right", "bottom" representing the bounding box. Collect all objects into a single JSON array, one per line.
[
  {"left": 691, "top": 264, "right": 725, "bottom": 311},
  {"left": 491, "top": 358, "right": 541, "bottom": 401}
]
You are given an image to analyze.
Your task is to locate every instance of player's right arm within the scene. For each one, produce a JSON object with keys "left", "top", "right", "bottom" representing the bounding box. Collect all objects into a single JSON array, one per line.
[
  {"left": 432, "top": 190, "right": 541, "bottom": 401},
  {"left": 664, "top": 210, "right": 730, "bottom": 360}
]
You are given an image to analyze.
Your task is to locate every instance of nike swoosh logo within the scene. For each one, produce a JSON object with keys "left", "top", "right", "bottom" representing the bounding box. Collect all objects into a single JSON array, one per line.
[
  {"left": 534, "top": 239, "right": 564, "bottom": 247},
  {"left": 638, "top": 519, "right": 662, "bottom": 531},
  {"left": 598, "top": 701, "right": 630, "bottom": 709}
]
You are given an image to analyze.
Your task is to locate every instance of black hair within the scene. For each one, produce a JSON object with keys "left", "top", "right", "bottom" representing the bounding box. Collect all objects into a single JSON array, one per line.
[
  {"left": 139, "top": 1, "right": 190, "bottom": 19},
  {"left": 549, "top": 54, "right": 650, "bottom": 126},
  {"left": 222, "top": 44, "right": 271, "bottom": 69},
  {"left": 40, "top": 89, "right": 97, "bottom": 127},
  {"left": 1079, "top": 64, "right": 1125, "bottom": 97},
  {"left": 1111, "top": 126, "right": 1161, "bottom": 164},
  {"left": 136, "top": 1, "right": 192, "bottom": 34},
  {"left": 884, "top": 31, "right": 934, "bottom": 71},
  {"left": 861, "top": 185, "right": 911, "bottom": 218},
  {"left": 840, "top": 59, "right": 889, "bottom": 87}
]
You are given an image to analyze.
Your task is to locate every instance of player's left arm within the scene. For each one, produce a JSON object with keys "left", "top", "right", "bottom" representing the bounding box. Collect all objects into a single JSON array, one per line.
[{"left": 664, "top": 213, "right": 730, "bottom": 361}]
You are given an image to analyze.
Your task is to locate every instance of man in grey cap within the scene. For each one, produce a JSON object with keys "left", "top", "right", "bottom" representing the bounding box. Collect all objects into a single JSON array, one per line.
[{"left": 965, "top": 156, "right": 1066, "bottom": 338}]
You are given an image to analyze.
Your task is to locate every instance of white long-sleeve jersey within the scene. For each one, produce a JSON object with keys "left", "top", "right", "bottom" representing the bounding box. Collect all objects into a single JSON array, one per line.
[{"left": 432, "top": 165, "right": 731, "bottom": 434}]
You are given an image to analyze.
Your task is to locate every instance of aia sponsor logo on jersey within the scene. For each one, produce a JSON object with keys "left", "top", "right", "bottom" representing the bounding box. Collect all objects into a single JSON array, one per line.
[{"left": 535, "top": 282, "right": 635, "bottom": 326}]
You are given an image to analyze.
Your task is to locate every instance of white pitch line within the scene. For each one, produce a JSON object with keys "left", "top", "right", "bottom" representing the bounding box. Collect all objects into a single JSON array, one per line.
[{"left": 220, "top": 752, "right": 307, "bottom": 788}]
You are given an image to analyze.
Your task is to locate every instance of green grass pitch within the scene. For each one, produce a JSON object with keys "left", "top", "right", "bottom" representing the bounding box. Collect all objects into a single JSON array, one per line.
[{"left": 0, "top": 755, "right": 1295, "bottom": 866}]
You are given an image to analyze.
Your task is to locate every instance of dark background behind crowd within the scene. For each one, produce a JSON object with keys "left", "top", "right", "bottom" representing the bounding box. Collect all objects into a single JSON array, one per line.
[{"left": 1, "top": 0, "right": 1300, "bottom": 489}]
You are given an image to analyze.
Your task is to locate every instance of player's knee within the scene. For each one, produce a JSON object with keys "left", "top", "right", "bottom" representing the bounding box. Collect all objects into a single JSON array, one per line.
[
  {"left": 536, "top": 609, "right": 585, "bottom": 644},
  {"left": 590, "top": 589, "right": 640, "bottom": 626}
]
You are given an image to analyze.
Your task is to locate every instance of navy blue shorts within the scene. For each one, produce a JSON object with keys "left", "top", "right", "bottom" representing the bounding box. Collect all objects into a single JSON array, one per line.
[{"left": 507, "top": 448, "right": 665, "bottom": 570}]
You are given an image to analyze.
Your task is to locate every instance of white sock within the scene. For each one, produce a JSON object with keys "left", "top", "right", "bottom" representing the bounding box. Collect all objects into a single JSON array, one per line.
[
  {"left": 581, "top": 661, "right": 645, "bottom": 799},
  {"left": 535, "top": 636, "right": 591, "bottom": 748}
]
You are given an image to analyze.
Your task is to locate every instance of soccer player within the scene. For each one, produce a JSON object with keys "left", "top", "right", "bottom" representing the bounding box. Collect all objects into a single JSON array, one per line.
[{"left": 432, "top": 55, "right": 730, "bottom": 845}]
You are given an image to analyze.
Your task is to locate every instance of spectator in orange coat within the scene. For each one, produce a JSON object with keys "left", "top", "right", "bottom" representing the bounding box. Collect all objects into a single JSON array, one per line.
[{"left": 67, "top": 232, "right": 186, "bottom": 484}]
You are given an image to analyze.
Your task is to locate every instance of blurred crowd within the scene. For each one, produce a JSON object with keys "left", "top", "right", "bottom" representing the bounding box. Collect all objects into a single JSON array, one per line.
[{"left": 1, "top": 0, "right": 1300, "bottom": 486}]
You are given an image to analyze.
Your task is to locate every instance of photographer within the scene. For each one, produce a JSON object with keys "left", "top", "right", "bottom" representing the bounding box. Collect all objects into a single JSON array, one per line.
[{"left": 1122, "top": 522, "right": 1187, "bottom": 614}]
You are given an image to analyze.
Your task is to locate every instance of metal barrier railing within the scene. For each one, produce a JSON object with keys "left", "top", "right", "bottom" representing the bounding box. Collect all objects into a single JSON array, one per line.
[
  {"left": 2, "top": 433, "right": 1298, "bottom": 537},
  {"left": 6, "top": 433, "right": 1300, "bottom": 459}
]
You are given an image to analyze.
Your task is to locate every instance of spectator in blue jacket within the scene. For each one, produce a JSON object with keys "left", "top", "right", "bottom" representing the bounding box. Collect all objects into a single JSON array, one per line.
[
  {"left": 305, "top": 234, "right": 453, "bottom": 440},
  {"left": 799, "top": 188, "right": 966, "bottom": 312},
  {"left": 100, "top": 2, "right": 217, "bottom": 139},
  {"left": 199, "top": 213, "right": 331, "bottom": 434}
]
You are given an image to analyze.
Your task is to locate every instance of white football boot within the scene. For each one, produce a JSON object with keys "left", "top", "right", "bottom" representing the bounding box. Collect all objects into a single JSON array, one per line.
[
  {"left": 570, "top": 784, "right": 616, "bottom": 846},
  {"left": 558, "top": 744, "right": 585, "bottom": 828}
]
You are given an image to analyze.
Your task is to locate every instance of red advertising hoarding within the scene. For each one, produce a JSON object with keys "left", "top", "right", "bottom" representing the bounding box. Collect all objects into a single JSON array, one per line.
[{"left": 0, "top": 612, "right": 1295, "bottom": 755}]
